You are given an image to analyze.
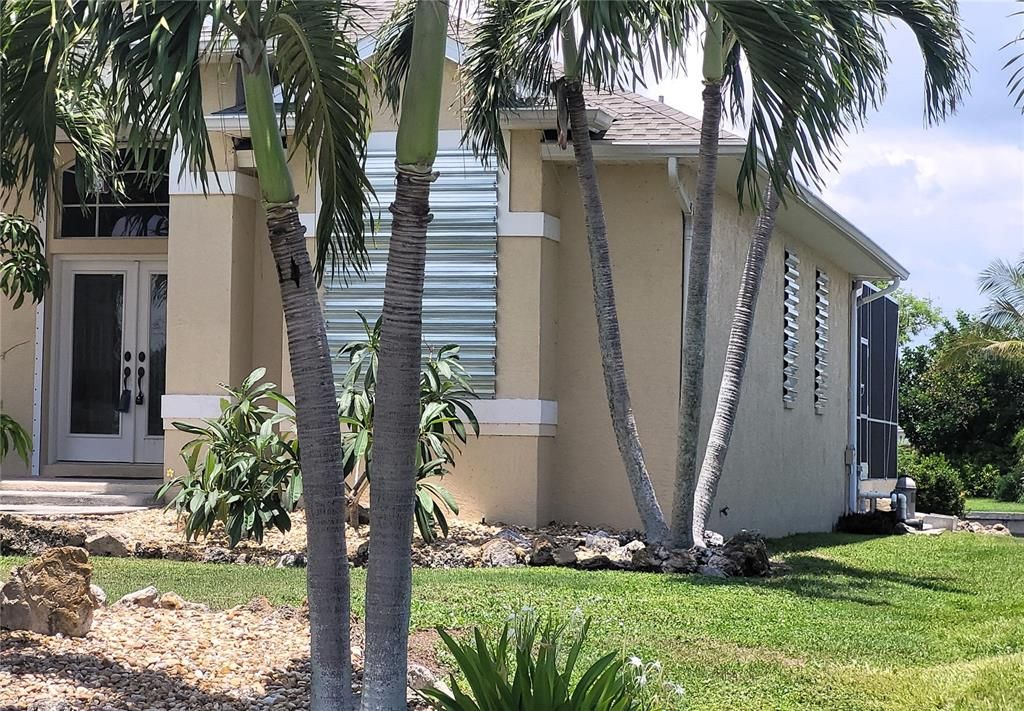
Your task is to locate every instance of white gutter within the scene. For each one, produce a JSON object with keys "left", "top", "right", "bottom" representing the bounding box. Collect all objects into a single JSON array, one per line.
[
  {"left": 667, "top": 157, "right": 694, "bottom": 393},
  {"left": 847, "top": 277, "right": 902, "bottom": 511},
  {"left": 847, "top": 280, "right": 864, "bottom": 513}
]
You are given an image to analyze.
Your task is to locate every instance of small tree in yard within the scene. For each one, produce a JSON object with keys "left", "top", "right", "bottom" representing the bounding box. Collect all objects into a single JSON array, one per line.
[{"left": 338, "top": 314, "right": 479, "bottom": 542}]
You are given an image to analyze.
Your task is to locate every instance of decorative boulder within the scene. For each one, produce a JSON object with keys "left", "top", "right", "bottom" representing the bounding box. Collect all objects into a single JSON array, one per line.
[
  {"left": 551, "top": 545, "right": 578, "bottom": 567},
  {"left": 528, "top": 535, "right": 558, "bottom": 566},
  {"left": 90, "top": 584, "right": 107, "bottom": 607},
  {"left": 720, "top": 530, "right": 771, "bottom": 577},
  {"left": 703, "top": 530, "right": 725, "bottom": 547},
  {"left": 662, "top": 549, "right": 699, "bottom": 575},
  {"left": 495, "top": 528, "right": 532, "bottom": 549},
  {"left": 84, "top": 529, "right": 132, "bottom": 558},
  {"left": 0, "top": 546, "right": 99, "bottom": 637},
  {"left": 576, "top": 550, "right": 611, "bottom": 570},
  {"left": 480, "top": 538, "right": 521, "bottom": 567},
  {"left": 115, "top": 585, "right": 160, "bottom": 608},
  {"left": 584, "top": 531, "right": 620, "bottom": 553},
  {"left": 630, "top": 546, "right": 662, "bottom": 573}
]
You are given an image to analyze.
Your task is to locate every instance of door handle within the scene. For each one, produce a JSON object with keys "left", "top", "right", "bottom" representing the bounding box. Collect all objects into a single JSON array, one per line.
[
  {"left": 135, "top": 366, "right": 146, "bottom": 406},
  {"left": 117, "top": 366, "right": 132, "bottom": 412}
]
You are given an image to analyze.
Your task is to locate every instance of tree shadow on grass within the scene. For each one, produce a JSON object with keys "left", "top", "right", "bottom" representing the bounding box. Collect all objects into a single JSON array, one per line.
[{"left": 666, "top": 551, "right": 965, "bottom": 608}]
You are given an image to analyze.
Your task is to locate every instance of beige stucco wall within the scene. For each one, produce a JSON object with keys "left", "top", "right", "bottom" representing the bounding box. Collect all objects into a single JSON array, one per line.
[{"left": 547, "top": 161, "right": 851, "bottom": 538}]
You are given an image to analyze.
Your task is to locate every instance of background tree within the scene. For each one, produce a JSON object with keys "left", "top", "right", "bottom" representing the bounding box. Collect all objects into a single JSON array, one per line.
[
  {"left": 901, "top": 313, "right": 1024, "bottom": 476},
  {"left": 889, "top": 288, "right": 944, "bottom": 348}
]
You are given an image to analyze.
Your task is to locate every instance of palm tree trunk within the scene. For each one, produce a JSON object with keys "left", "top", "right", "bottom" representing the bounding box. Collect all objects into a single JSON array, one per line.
[
  {"left": 692, "top": 185, "right": 781, "bottom": 544},
  {"left": 670, "top": 80, "right": 723, "bottom": 548},
  {"left": 564, "top": 80, "right": 670, "bottom": 544},
  {"left": 240, "top": 42, "right": 353, "bottom": 711},
  {"left": 361, "top": 2, "right": 447, "bottom": 708},
  {"left": 266, "top": 203, "right": 355, "bottom": 708}
]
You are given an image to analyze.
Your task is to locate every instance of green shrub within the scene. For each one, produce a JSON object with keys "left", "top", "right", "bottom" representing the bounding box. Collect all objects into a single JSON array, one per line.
[
  {"left": 422, "top": 612, "right": 681, "bottom": 710},
  {"left": 156, "top": 369, "right": 302, "bottom": 547},
  {"left": 0, "top": 413, "right": 31, "bottom": 465},
  {"left": 897, "top": 447, "right": 966, "bottom": 517},
  {"left": 994, "top": 471, "right": 1024, "bottom": 504},
  {"left": 958, "top": 461, "right": 1001, "bottom": 498},
  {"left": 338, "top": 314, "right": 478, "bottom": 542}
]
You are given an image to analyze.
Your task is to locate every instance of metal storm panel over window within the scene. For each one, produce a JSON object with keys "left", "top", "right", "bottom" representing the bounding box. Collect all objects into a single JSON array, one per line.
[
  {"left": 783, "top": 249, "right": 800, "bottom": 407},
  {"left": 324, "top": 147, "right": 498, "bottom": 396}
]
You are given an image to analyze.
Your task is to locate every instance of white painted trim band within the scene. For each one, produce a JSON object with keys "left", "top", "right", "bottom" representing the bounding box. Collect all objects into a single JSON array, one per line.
[
  {"left": 496, "top": 166, "right": 560, "bottom": 241},
  {"left": 162, "top": 394, "right": 557, "bottom": 427},
  {"left": 161, "top": 395, "right": 225, "bottom": 420}
]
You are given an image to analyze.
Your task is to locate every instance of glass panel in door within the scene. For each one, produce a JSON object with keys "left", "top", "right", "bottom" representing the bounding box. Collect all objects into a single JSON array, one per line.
[
  {"left": 69, "top": 274, "right": 124, "bottom": 435},
  {"left": 146, "top": 273, "right": 167, "bottom": 437}
]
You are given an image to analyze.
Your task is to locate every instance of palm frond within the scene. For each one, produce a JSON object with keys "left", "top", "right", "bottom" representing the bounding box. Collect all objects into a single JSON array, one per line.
[
  {"left": 270, "top": 0, "right": 374, "bottom": 280},
  {"left": 461, "top": 0, "right": 698, "bottom": 165},
  {"left": 978, "top": 255, "right": 1024, "bottom": 330},
  {"left": 1002, "top": 6, "right": 1024, "bottom": 110},
  {"left": 873, "top": 0, "right": 971, "bottom": 124},
  {"left": 0, "top": 0, "right": 114, "bottom": 211},
  {"left": 102, "top": 1, "right": 224, "bottom": 189},
  {"left": 373, "top": 0, "right": 419, "bottom": 117}
]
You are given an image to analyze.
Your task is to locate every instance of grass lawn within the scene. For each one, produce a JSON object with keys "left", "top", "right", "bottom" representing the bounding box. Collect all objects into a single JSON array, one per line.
[
  {"left": 4, "top": 533, "right": 1024, "bottom": 710},
  {"left": 967, "top": 497, "right": 1024, "bottom": 513}
]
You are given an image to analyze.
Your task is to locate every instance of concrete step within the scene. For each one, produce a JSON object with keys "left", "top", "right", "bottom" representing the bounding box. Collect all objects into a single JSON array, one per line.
[
  {"left": 0, "top": 504, "right": 151, "bottom": 516},
  {"left": 0, "top": 478, "right": 161, "bottom": 494},
  {"left": 0, "top": 479, "right": 162, "bottom": 513}
]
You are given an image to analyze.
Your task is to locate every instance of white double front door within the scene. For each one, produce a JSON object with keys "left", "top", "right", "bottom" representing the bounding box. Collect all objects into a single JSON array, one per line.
[{"left": 55, "top": 259, "right": 167, "bottom": 464}]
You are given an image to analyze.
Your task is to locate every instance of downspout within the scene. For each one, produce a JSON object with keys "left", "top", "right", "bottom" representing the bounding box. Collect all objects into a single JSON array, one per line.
[
  {"left": 847, "top": 277, "right": 901, "bottom": 512},
  {"left": 668, "top": 157, "right": 694, "bottom": 391}
]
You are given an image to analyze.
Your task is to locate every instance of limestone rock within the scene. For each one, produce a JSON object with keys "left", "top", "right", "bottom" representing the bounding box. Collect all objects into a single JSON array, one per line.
[
  {"left": 275, "top": 553, "right": 307, "bottom": 568},
  {"left": 159, "top": 591, "right": 186, "bottom": 610},
  {"left": 624, "top": 539, "right": 646, "bottom": 553},
  {"left": 630, "top": 545, "right": 662, "bottom": 572},
  {"left": 202, "top": 547, "right": 234, "bottom": 564},
  {"left": 703, "top": 530, "right": 725, "bottom": 547},
  {"left": 84, "top": 529, "right": 132, "bottom": 558},
  {"left": 528, "top": 535, "right": 557, "bottom": 566},
  {"left": 552, "top": 545, "right": 578, "bottom": 567},
  {"left": 0, "top": 546, "right": 98, "bottom": 637},
  {"left": 480, "top": 538, "right": 521, "bottom": 567},
  {"left": 495, "top": 528, "right": 531, "bottom": 549},
  {"left": 407, "top": 663, "right": 438, "bottom": 691},
  {"left": 697, "top": 564, "right": 728, "bottom": 578},
  {"left": 90, "top": 584, "right": 107, "bottom": 607},
  {"left": 576, "top": 550, "right": 611, "bottom": 570},
  {"left": 991, "top": 523, "right": 1012, "bottom": 536},
  {"left": 662, "top": 549, "right": 698, "bottom": 575},
  {"left": 721, "top": 530, "right": 771, "bottom": 577},
  {"left": 115, "top": 585, "right": 160, "bottom": 608},
  {"left": 584, "top": 531, "right": 620, "bottom": 553}
]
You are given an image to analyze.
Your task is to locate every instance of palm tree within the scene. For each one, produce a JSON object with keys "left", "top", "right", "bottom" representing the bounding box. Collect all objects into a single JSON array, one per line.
[
  {"left": 5, "top": 2, "right": 374, "bottom": 707},
  {"left": 462, "top": 0, "right": 889, "bottom": 547},
  {"left": 691, "top": 0, "right": 971, "bottom": 545},
  {"left": 1004, "top": 3, "right": 1024, "bottom": 111},
  {"left": 359, "top": 1, "right": 450, "bottom": 707}
]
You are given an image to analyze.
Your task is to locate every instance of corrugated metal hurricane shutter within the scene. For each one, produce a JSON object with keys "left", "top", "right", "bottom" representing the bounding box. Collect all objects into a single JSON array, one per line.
[{"left": 323, "top": 147, "right": 498, "bottom": 396}]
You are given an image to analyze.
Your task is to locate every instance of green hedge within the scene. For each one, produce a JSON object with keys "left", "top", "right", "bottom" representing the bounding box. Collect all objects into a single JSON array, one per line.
[{"left": 897, "top": 447, "right": 966, "bottom": 518}]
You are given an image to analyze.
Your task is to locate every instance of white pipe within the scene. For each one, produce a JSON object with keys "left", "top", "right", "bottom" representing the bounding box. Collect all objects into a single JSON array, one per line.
[
  {"left": 667, "top": 158, "right": 694, "bottom": 393},
  {"left": 847, "top": 280, "right": 864, "bottom": 513},
  {"left": 860, "top": 277, "right": 901, "bottom": 305}
]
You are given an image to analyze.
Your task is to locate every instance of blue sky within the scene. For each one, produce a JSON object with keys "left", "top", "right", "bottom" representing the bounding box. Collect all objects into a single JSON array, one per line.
[{"left": 651, "top": 1, "right": 1024, "bottom": 318}]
